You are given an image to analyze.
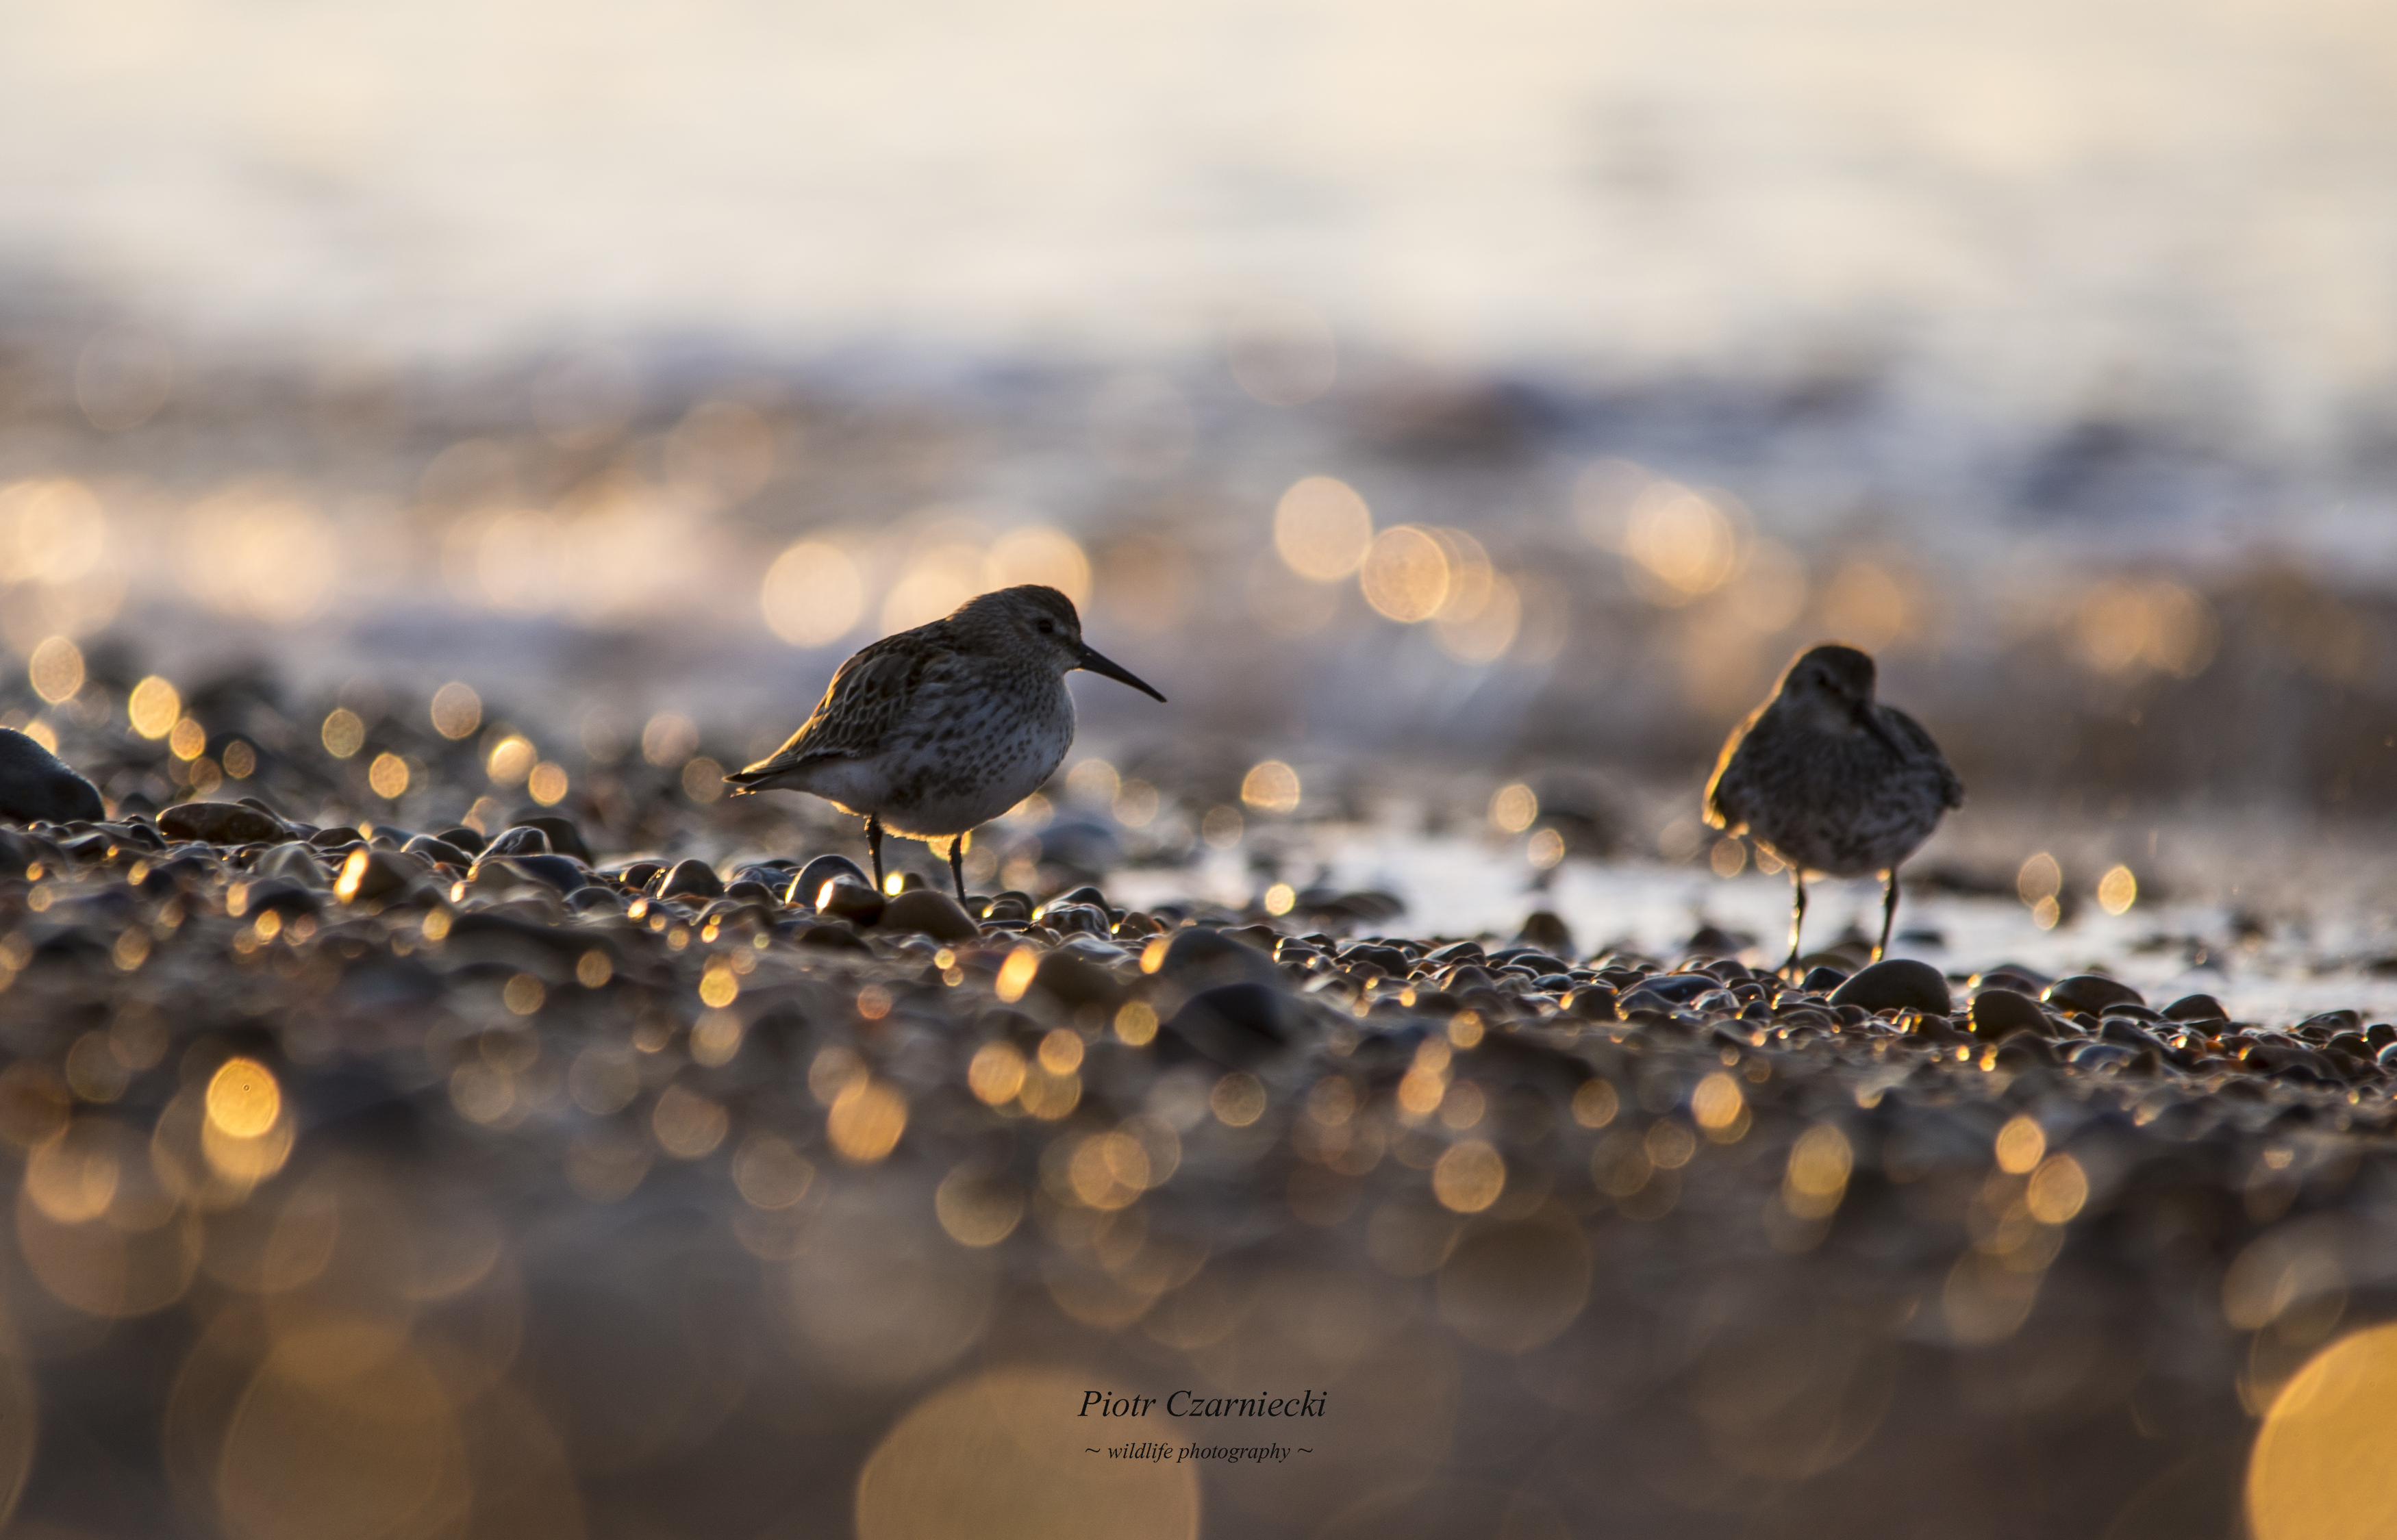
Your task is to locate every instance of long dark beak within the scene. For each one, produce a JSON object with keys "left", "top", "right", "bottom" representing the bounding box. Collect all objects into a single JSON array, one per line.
[{"left": 1075, "top": 642, "right": 1167, "bottom": 702}]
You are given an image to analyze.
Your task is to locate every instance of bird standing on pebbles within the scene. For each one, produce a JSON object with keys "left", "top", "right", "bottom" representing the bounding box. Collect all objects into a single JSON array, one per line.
[
  {"left": 1704, "top": 643, "right": 1962, "bottom": 977},
  {"left": 725, "top": 585, "right": 1165, "bottom": 904}
]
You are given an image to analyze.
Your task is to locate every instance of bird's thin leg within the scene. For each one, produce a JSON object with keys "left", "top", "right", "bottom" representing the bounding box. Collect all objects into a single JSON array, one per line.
[
  {"left": 866, "top": 816, "right": 885, "bottom": 894},
  {"left": 1875, "top": 866, "right": 1900, "bottom": 963},
  {"left": 1782, "top": 869, "right": 1807, "bottom": 981},
  {"left": 949, "top": 831, "right": 969, "bottom": 907}
]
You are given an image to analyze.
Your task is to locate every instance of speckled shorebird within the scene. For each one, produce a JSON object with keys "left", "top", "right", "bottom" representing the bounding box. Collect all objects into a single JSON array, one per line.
[
  {"left": 1704, "top": 643, "right": 1963, "bottom": 977},
  {"left": 725, "top": 585, "right": 1165, "bottom": 903}
]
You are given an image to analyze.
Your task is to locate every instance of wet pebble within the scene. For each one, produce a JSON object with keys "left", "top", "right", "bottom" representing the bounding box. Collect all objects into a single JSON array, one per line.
[
  {"left": 157, "top": 799, "right": 286, "bottom": 845},
  {"left": 878, "top": 889, "right": 980, "bottom": 942},
  {"left": 1829, "top": 959, "right": 1951, "bottom": 1015}
]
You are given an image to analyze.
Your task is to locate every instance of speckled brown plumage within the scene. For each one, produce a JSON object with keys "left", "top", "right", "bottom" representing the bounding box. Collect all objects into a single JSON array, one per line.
[
  {"left": 1705, "top": 642, "right": 1963, "bottom": 974},
  {"left": 725, "top": 585, "right": 1164, "bottom": 900}
]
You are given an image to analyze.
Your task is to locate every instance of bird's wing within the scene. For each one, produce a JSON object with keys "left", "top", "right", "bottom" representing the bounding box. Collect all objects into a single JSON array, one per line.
[
  {"left": 726, "top": 634, "right": 945, "bottom": 785},
  {"left": 1884, "top": 707, "right": 1965, "bottom": 809},
  {"left": 1701, "top": 705, "right": 1768, "bottom": 832}
]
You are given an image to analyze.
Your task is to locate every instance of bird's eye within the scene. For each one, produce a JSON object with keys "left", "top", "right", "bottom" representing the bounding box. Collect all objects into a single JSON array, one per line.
[{"left": 1036, "top": 619, "right": 1055, "bottom": 635}]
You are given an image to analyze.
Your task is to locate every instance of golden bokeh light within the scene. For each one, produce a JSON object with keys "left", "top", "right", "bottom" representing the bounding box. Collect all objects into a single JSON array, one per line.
[
  {"left": 1783, "top": 1124, "right": 1853, "bottom": 1218},
  {"left": 1358, "top": 526, "right": 1451, "bottom": 623},
  {"left": 1210, "top": 1072, "right": 1266, "bottom": 1127},
  {"left": 986, "top": 525, "right": 1092, "bottom": 605},
  {"left": 761, "top": 540, "right": 865, "bottom": 647},
  {"left": 1720, "top": 537, "right": 1809, "bottom": 633},
  {"left": 2097, "top": 864, "right": 2137, "bottom": 915},
  {"left": 28, "top": 635, "right": 84, "bottom": 705},
  {"left": 1623, "top": 483, "right": 1742, "bottom": 603},
  {"left": 2025, "top": 1154, "right": 2088, "bottom": 1224},
  {"left": 1433, "top": 570, "right": 1522, "bottom": 664},
  {"left": 653, "top": 1084, "right": 729, "bottom": 1159},
  {"left": 1113, "top": 1002, "right": 1158, "bottom": 1047},
  {"left": 968, "top": 1041, "right": 1027, "bottom": 1106},
  {"left": 1994, "top": 1114, "right": 2046, "bottom": 1175},
  {"left": 1571, "top": 1079, "right": 1619, "bottom": 1128},
  {"left": 1432, "top": 1140, "right": 1505, "bottom": 1213},
  {"left": 2016, "top": 852, "right": 2061, "bottom": 906},
  {"left": 1692, "top": 1072, "right": 1746, "bottom": 1139},
  {"left": 367, "top": 753, "right": 410, "bottom": 800},
  {"left": 2075, "top": 578, "right": 2218, "bottom": 679},
  {"left": 666, "top": 399, "right": 777, "bottom": 505},
  {"left": 1274, "top": 476, "right": 1375, "bottom": 581},
  {"left": 0, "top": 479, "right": 108, "bottom": 584},
  {"left": 828, "top": 1080, "right": 907, "bottom": 1163},
  {"left": 1037, "top": 1028, "right": 1083, "bottom": 1076},
  {"left": 994, "top": 947, "right": 1039, "bottom": 1005},
  {"left": 731, "top": 1133, "right": 816, "bottom": 1210},
  {"left": 1818, "top": 559, "right": 1913, "bottom": 652},
  {"left": 527, "top": 762, "right": 569, "bottom": 805},
  {"left": 856, "top": 1367, "right": 1198, "bottom": 1540},
  {"left": 883, "top": 539, "right": 989, "bottom": 633},
  {"left": 429, "top": 681, "right": 481, "bottom": 740},
  {"left": 181, "top": 492, "right": 337, "bottom": 625},
  {"left": 1064, "top": 757, "right": 1119, "bottom": 805},
  {"left": 641, "top": 712, "right": 699, "bottom": 767},
  {"left": 935, "top": 1166, "right": 1024, "bottom": 1247},
  {"left": 1489, "top": 783, "right": 1538, "bottom": 834},
  {"left": 1240, "top": 759, "right": 1301, "bottom": 813},
  {"left": 320, "top": 708, "right": 364, "bottom": 759},
  {"left": 206, "top": 1059, "right": 281, "bottom": 1139},
  {"left": 168, "top": 716, "right": 207, "bottom": 761},
  {"left": 127, "top": 676, "right": 180, "bottom": 739},
  {"left": 486, "top": 735, "right": 536, "bottom": 785},
  {"left": 2248, "top": 1323, "right": 2397, "bottom": 1540}
]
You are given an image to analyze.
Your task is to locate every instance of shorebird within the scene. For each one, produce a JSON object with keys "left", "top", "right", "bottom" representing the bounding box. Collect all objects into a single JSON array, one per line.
[
  {"left": 725, "top": 585, "right": 1165, "bottom": 905},
  {"left": 1704, "top": 643, "right": 1962, "bottom": 977}
]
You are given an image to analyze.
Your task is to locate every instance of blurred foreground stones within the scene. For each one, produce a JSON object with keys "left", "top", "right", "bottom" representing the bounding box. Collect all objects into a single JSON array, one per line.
[{"left": 0, "top": 690, "right": 2391, "bottom": 1537}]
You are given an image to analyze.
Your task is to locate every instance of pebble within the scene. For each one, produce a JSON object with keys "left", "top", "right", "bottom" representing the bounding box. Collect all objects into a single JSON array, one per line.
[
  {"left": 1162, "top": 981, "right": 1294, "bottom": 1065},
  {"left": 1153, "top": 928, "right": 1283, "bottom": 993},
  {"left": 157, "top": 800, "right": 286, "bottom": 845},
  {"left": 1968, "top": 987, "right": 2053, "bottom": 1039},
  {"left": 2044, "top": 974, "right": 2144, "bottom": 1016},
  {"left": 656, "top": 858, "right": 725, "bottom": 900},
  {"left": 510, "top": 815, "right": 593, "bottom": 863},
  {"left": 483, "top": 825, "right": 552, "bottom": 858},
  {"left": 0, "top": 728, "right": 105, "bottom": 825},
  {"left": 791, "top": 854, "right": 870, "bottom": 908},
  {"left": 1829, "top": 959, "right": 1952, "bottom": 1014},
  {"left": 814, "top": 879, "right": 885, "bottom": 926},
  {"left": 877, "top": 889, "right": 980, "bottom": 942}
]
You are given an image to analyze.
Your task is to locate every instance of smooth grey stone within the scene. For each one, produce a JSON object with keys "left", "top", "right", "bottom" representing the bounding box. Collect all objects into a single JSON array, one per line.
[
  {"left": 1970, "top": 988, "right": 2052, "bottom": 1039},
  {"left": 255, "top": 841, "right": 331, "bottom": 888},
  {"left": 484, "top": 826, "right": 552, "bottom": 858},
  {"left": 813, "top": 878, "right": 883, "bottom": 925},
  {"left": 1163, "top": 982, "right": 1293, "bottom": 1065},
  {"left": 655, "top": 857, "right": 723, "bottom": 901},
  {"left": 1798, "top": 965, "right": 1849, "bottom": 995},
  {"left": 791, "top": 854, "right": 870, "bottom": 908},
  {"left": 1829, "top": 959, "right": 1952, "bottom": 1015},
  {"left": 507, "top": 814, "right": 592, "bottom": 864},
  {"left": 1154, "top": 928, "right": 1282, "bottom": 992},
  {"left": 158, "top": 799, "right": 284, "bottom": 846},
  {"left": 0, "top": 729, "right": 103, "bottom": 825},
  {"left": 403, "top": 835, "right": 476, "bottom": 868},
  {"left": 2044, "top": 974, "right": 2144, "bottom": 1016},
  {"left": 2163, "top": 993, "right": 2228, "bottom": 1022},
  {"left": 434, "top": 825, "right": 489, "bottom": 855},
  {"left": 878, "top": 889, "right": 979, "bottom": 942}
]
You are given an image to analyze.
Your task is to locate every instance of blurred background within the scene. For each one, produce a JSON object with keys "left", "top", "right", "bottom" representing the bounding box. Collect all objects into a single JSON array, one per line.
[{"left": 3, "top": 0, "right": 2396, "bottom": 924}]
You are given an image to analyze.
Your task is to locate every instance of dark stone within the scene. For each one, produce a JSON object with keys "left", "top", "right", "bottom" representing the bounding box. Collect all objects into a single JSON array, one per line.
[
  {"left": 1340, "top": 943, "right": 1413, "bottom": 976},
  {"left": 1163, "top": 982, "right": 1293, "bottom": 1066},
  {"left": 723, "top": 880, "right": 781, "bottom": 907},
  {"left": 1566, "top": 985, "right": 1619, "bottom": 1022},
  {"left": 336, "top": 848, "right": 423, "bottom": 903},
  {"left": 1040, "top": 902, "right": 1113, "bottom": 937},
  {"left": 158, "top": 800, "right": 286, "bottom": 846},
  {"left": 403, "top": 835, "right": 476, "bottom": 868},
  {"left": 1154, "top": 928, "right": 1283, "bottom": 992},
  {"left": 1829, "top": 959, "right": 1952, "bottom": 1014},
  {"left": 1053, "top": 885, "right": 1109, "bottom": 909},
  {"left": 791, "top": 921, "right": 873, "bottom": 953},
  {"left": 2247, "top": 1042, "right": 2342, "bottom": 1083},
  {"left": 2163, "top": 993, "right": 2228, "bottom": 1022},
  {"left": 980, "top": 892, "right": 1033, "bottom": 922},
  {"left": 1970, "top": 988, "right": 2052, "bottom": 1039},
  {"left": 509, "top": 814, "right": 593, "bottom": 864},
  {"left": 1033, "top": 948, "right": 1125, "bottom": 1008},
  {"left": 468, "top": 855, "right": 588, "bottom": 894},
  {"left": 1425, "top": 940, "right": 1485, "bottom": 965},
  {"left": 878, "top": 889, "right": 980, "bottom": 942},
  {"left": 435, "top": 825, "right": 489, "bottom": 855},
  {"left": 0, "top": 729, "right": 104, "bottom": 825},
  {"left": 612, "top": 861, "right": 665, "bottom": 893},
  {"left": 308, "top": 826, "right": 364, "bottom": 849},
  {"left": 1798, "top": 965, "right": 1850, "bottom": 995},
  {"left": 814, "top": 879, "right": 884, "bottom": 926},
  {"left": 1635, "top": 972, "right": 1728, "bottom": 1005},
  {"left": 483, "top": 825, "right": 551, "bottom": 858},
  {"left": 656, "top": 859, "right": 725, "bottom": 901},
  {"left": 791, "top": 855, "right": 871, "bottom": 908},
  {"left": 2044, "top": 974, "right": 2144, "bottom": 1016},
  {"left": 1683, "top": 924, "right": 1745, "bottom": 959},
  {"left": 238, "top": 879, "right": 322, "bottom": 919},
  {"left": 1515, "top": 910, "right": 1575, "bottom": 957},
  {"left": 1993, "top": 1030, "right": 2059, "bottom": 1069}
]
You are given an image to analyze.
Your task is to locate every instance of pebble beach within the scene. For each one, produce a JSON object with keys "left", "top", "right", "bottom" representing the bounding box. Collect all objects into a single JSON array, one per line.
[{"left": 0, "top": 674, "right": 2389, "bottom": 1539}]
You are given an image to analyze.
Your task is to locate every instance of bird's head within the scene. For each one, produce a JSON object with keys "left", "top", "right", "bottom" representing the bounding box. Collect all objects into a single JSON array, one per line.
[
  {"left": 957, "top": 585, "right": 1167, "bottom": 700},
  {"left": 1779, "top": 643, "right": 1879, "bottom": 726}
]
